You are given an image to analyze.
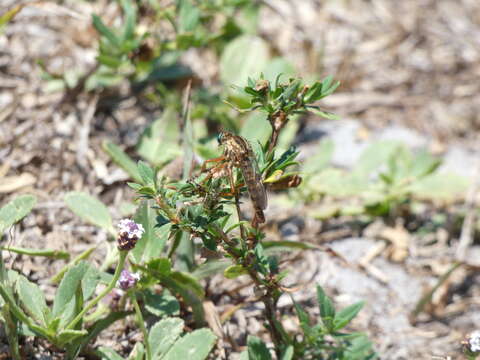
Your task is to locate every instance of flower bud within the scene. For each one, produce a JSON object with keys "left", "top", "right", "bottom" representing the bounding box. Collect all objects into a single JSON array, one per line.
[
  {"left": 255, "top": 79, "right": 270, "bottom": 92},
  {"left": 117, "top": 219, "right": 145, "bottom": 251},
  {"left": 117, "top": 270, "right": 140, "bottom": 290}
]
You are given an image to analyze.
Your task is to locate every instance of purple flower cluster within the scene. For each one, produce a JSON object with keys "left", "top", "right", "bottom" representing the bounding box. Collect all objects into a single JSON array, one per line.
[
  {"left": 117, "top": 269, "right": 140, "bottom": 290},
  {"left": 117, "top": 219, "right": 145, "bottom": 251}
]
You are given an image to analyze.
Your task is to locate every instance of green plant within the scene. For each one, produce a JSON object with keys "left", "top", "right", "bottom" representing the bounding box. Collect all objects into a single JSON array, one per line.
[
  {"left": 118, "top": 74, "right": 374, "bottom": 358},
  {"left": 243, "top": 285, "right": 375, "bottom": 360},
  {"left": 300, "top": 140, "right": 469, "bottom": 221},
  {"left": 0, "top": 74, "right": 377, "bottom": 359},
  {"left": 0, "top": 194, "right": 217, "bottom": 360}
]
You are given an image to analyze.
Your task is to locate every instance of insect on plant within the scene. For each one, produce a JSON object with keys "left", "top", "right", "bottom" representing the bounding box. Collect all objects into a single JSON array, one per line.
[{"left": 201, "top": 131, "right": 268, "bottom": 228}]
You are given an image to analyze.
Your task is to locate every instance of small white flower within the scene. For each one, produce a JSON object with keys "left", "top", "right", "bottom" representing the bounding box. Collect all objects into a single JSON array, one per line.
[
  {"left": 468, "top": 330, "right": 480, "bottom": 352},
  {"left": 117, "top": 219, "right": 145, "bottom": 239}
]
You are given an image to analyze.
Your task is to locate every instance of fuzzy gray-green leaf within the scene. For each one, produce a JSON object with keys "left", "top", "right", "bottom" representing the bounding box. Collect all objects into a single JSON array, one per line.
[
  {"left": 149, "top": 317, "right": 184, "bottom": 358},
  {"left": 162, "top": 328, "right": 217, "bottom": 360},
  {"left": 0, "top": 194, "right": 36, "bottom": 234},
  {"left": 64, "top": 192, "right": 114, "bottom": 235}
]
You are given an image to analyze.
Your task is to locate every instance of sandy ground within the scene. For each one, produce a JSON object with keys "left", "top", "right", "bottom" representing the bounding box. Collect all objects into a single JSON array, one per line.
[{"left": 2, "top": 0, "right": 480, "bottom": 358}]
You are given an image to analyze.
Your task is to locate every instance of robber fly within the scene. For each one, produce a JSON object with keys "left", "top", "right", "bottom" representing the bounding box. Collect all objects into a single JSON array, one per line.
[{"left": 201, "top": 131, "right": 268, "bottom": 226}]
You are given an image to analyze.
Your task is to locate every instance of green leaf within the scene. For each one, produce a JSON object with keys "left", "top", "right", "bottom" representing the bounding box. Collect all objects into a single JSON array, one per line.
[
  {"left": 343, "top": 335, "right": 376, "bottom": 360},
  {"left": 146, "top": 258, "right": 172, "bottom": 277},
  {"left": 137, "top": 107, "right": 181, "bottom": 166},
  {"left": 247, "top": 336, "right": 272, "bottom": 360},
  {"left": 235, "top": 2, "right": 260, "bottom": 34},
  {"left": 263, "top": 170, "right": 283, "bottom": 183},
  {"left": 178, "top": 0, "right": 200, "bottom": 32},
  {"left": 407, "top": 149, "right": 441, "bottom": 179},
  {"left": 52, "top": 262, "right": 89, "bottom": 318},
  {"left": 191, "top": 260, "right": 231, "bottom": 280},
  {"left": 0, "top": 194, "right": 36, "bottom": 234},
  {"left": 96, "top": 347, "right": 125, "bottom": 360},
  {"left": 220, "top": 35, "right": 269, "bottom": 87},
  {"left": 56, "top": 329, "right": 88, "bottom": 346},
  {"left": 17, "top": 275, "right": 49, "bottom": 326},
  {"left": 182, "top": 92, "right": 194, "bottom": 181},
  {"left": 138, "top": 161, "right": 155, "bottom": 187},
  {"left": 50, "top": 246, "right": 96, "bottom": 284},
  {"left": 144, "top": 64, "right": 192, "bottom": 83},
  {"left": 82, "top": 263, "right": 102, "bottom": 301},
  {"left": 161, "top": 273, "right": 205, "bottom": 326},
  {"left": 97, "top": 54, "right": 123, "bottom": 68},
  {"left": 280, "top": 346, "right": 294, "bottom": 360},
  {"left": 303, "top": 82, "right": 322, "bottom": 104},
  {"left": 317, "top": 285, "right": 335, "bottom": 331},
  {"left": 319, "top": 76, "right": 340, "bottom": 99},
  {"left": 137, "top": 186, "right": 156, "bottom": 196},
  {"left": 333, "top": 301, "right": 364, "bottom": 330},
  {"left": 64, "top": 192, "right": 114, "bottom": 235},
  {"left": 0, "top": 4, "right": 23, "bottom": 33},
  {"left": 408, "top": 172, "right": 469, "bottom": 202},
  {"left": 128, "top": 342, "right": 145, "bottom": 360},
  {"left": 120, "top": 0, "right": 137, "bottom": 41},
  {"left": 310, "top": 204, "right": 340, "bottom": 220},
  {"left": 132, "top": 200, "right": 170, "bottom": 263},
  {"left": 292, "top": 298, "right": 312, "bottom": 337},
  {"left": 174, "top": 230, "right": 195, "bottom": 272},
  {"left": 163, "top": 328, "right": 217, "bottom": 360},
  {"left": 170, "top": 271, "right": 204, "bottom": 299},
  {"left": 127, "top": 182, "right": 142, "bottom": 191},
  {"left": 224, "top": 265, "right": 248, "bottom": 279},
  {"left": 308, "top": 168, "right": 368, "bottom": 197},
  {"left": 352, "top": 141, "right": 402, "bottom": 177},
  {"left": 308, "top": 107, "right": 340, "bottom": 120},
  {"left": 144, "top": 290, "right": 180, "bottom": 318},
  {"left": 149, "top": 317, "right": 184, "bottom": 358},
  {"left": 102, "top": 140, "right": 142, "bottom": 183},
  {"left": 66, "top": 311, "right": 130, "bottom": 359},
  {"left": 47, "top": 317, "right": 61, "bottom": 334},
  {"left": 92, "top": 14, "right": 120, "bottom": 47}
]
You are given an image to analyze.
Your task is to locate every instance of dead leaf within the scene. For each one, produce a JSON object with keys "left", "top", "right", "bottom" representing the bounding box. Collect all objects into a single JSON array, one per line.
[
  {"left": 380, "top": 224, "right": 410, "bottom": 262},
  {"left": 0, "top": 173, "right": 36, "bottom": 193}
]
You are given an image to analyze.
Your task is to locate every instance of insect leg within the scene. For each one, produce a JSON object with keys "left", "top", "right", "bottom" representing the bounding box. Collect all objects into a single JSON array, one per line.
[{"left": 200, "top": 156, "right": 226, "bottom": 172}]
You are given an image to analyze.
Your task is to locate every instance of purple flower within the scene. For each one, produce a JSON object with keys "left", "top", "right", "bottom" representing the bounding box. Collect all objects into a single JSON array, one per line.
[
  {"left": 117, "top": 270, "right": 140, "bottom": 290},
  {"left": 118, "top": 219, "right": 145, "bottom": 239},
  {"left": 117, "top": 219, "right": 144, "bottom": 251}
]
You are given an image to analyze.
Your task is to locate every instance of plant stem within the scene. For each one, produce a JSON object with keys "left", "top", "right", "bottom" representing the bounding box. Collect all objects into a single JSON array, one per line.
[
  {"left": 66, "top": 250, "right": 128, "bottom": 330},
  {"left": 51, "top": 246, "right": 96, "bottom": 284},
  {"left": 213, "top": 223, "right": 287, "bottom": 353},
  {"left": 266, "top": 111, "right": 288, "bottom": 154},
  {"left": 131, "top": 293, "right": 152, "bottom": 360},
  {"left": 262, "top": 293, "right": 284, "bottom": 352},
  {"left": 3, "top": 305, "right": 21, "bottom": 360},
  {"left": 233, "top": 192, "right": 246, "bottom": 243},
  {"left": 0, "top": 246, "right": 69, "bottom": 259},
  {"left": 0, "top": 282, "right": 46, "bottom": 334}
]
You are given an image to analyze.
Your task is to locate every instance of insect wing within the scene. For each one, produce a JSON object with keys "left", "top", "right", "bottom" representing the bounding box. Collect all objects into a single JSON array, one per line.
[{"left": 240, "top": 154, "right": 268, "bottom": 210}]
